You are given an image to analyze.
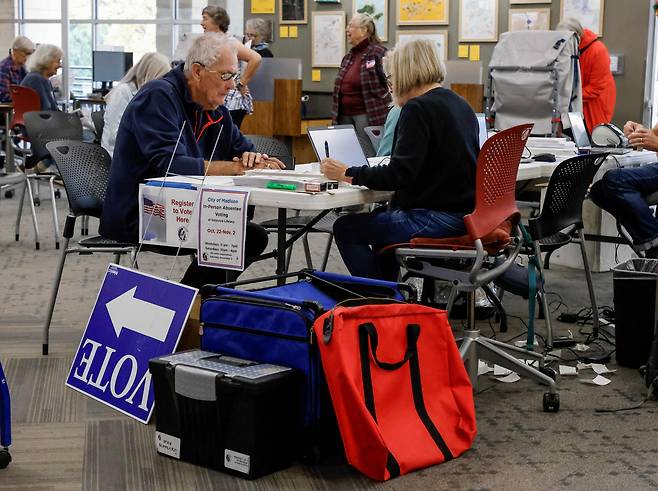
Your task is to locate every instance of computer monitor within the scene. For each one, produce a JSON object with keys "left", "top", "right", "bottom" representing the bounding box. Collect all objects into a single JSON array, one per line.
[
  {"left": 307, "top": 125, "right": 370, "bottom": 167},
  {"left": 92, "top": 51, "right": 133, "bottom": 89},
  {"left": 566, "top": 112, "right": 592, "bottom": 151}
]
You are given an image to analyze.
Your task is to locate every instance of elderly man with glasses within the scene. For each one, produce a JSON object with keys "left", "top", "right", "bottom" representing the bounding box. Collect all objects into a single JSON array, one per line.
[
  {"left": 101, "top": 33, "right": 284, "bottom": 287},
  {"left": 0, "top": 35, "right": 35, "bottom": 103}
]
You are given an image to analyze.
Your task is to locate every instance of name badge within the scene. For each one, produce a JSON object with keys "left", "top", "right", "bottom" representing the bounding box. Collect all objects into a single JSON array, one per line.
[{"left": 366, "top": 59, "right": 376, "bottom": 69}]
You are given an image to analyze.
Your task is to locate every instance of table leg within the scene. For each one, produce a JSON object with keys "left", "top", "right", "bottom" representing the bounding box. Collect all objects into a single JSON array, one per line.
[{"left": 277, "top": 207, "right": 287, "bottom": 285}]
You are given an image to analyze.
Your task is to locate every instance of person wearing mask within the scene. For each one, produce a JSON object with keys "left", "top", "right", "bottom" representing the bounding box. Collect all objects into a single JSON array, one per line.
[
  {"left": 331, "top": 13, "right": 391, "bottom": 155},
  {"left": 245, "top": 18, "right": 273, "bottom": 58},
  {"left": 321, "top": 39, "right": 479, "bottom": 281},
  {"left": 100, "top": 34, "right": 284, "bottom": 288},
  {"left": 201, "top": 5, "right": 261, "bottom": 128},
  {"left": 102, "top": 52, "right": 171, "bottom": 157},
  {"left": 21, "top": 44, "right": 63, "bottom": 112},
  {"left": 0, "top": 35, "right": 35, "bottom": 103},
  {"left": 557, "top": 17, "right": 616, "bottom": 133},
  {"left": 590, "top": 121, "right": 658, "bottom": 258}
]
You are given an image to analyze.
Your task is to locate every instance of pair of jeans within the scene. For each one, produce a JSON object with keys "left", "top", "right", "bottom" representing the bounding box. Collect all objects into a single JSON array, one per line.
[
  {"left": 589, "top": 162, "right": 658, "bottom": 250},
  {"left": 333, "top": 207, "right": 467, "bottom": 281}
]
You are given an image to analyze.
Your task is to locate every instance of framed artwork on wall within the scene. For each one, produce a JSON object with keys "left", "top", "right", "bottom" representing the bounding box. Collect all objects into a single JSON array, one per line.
[
  {"left": 397, "top": 0, "right": 449, "bottom": 26},
  {"left": 459, "top": 0, "right": 499, "bottom": 43},
  {"left": 280, "top": 0, "right": 307, "bottom": 25},
  {"left": 560, "top": 0, "right": 604, "bottom": 36},
  {"left": 508, "top": 8, "right": 551, "bottom": 32},
  {"left": 395, "top": 30, "right": 448, "bottom": 60},
  {"left": 312, "top": 11, "right": 346, "bottom": 68},
  {"left": 510, "top": 0, "right": 549, "bottom": 4},
  {"left": 353, "top": 0, "right": 389, "bottom": 42}
]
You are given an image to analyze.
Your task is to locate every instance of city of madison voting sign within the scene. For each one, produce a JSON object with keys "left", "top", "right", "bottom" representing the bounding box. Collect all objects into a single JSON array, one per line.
[{"left": 66, "top": 264, "right": 197, "bottom": 423}]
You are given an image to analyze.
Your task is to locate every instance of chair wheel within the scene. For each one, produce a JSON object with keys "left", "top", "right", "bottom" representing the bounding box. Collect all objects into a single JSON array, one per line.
[
  {"left": 543, "top": 392, "right": 560, "bottom": 412},
  {"left": 35, "top": 242, "right": 40, "bottom": 250},
  {"left": 538, "top": 366, "right": 557, "bottom": 381},
  {"left": 15, "top": 233, "right": 18, "bottom": 242},
  {"left": 55, "top": 242, "right": 60, "bottom": 250},
  {"left": 54, "top": 189, "right": 61, "bottom": 199},
  {"left": 0, "top": 448, "right": 11, "bottom": 469},
  {"left": 33, "top": 197, "right": 40, "bottom": 206},
  {"left": 4, "top": 189, "right": 14, "bottom": 198}
]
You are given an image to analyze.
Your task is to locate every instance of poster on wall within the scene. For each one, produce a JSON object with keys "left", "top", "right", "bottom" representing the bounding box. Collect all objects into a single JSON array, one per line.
[
  {"left": 396, "top": 31, "right": 448, "bottom": 60},
  {"left": 397, "top": 0, "right": 449, "bottom": 26},
  {"left": 560, "top": 0, "right": 604, "bottom": 36},
  {"left": 312, "top": 11, "right": 346, "bottom": 68},
  {"left": 353, "top": 0, "right": 388, "bottom": 42},
  {"left": 252, "top": 0, "right": 276, "bottom": 14},
  {"left": 459, "top": 0, "right": 499, "bottom": 42},
  {"left": 280, "top": 0, "right": 307, "bottom": 24},
  {"left": 509, "top": 8, "right": 551, "bottom": 32}
]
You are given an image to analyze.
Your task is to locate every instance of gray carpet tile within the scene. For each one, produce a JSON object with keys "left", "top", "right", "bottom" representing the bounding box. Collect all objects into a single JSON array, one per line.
[{"left": 1, "top": 188, "right": 657, "bottom": 490}]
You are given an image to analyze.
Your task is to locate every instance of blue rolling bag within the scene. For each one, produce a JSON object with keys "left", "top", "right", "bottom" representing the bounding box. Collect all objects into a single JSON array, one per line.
[
  {"left": 0, "top": 361, "right": 11, "bottom": 469},
  {"left": 199, "top": 269, "right": 414, "bottom": 459}
]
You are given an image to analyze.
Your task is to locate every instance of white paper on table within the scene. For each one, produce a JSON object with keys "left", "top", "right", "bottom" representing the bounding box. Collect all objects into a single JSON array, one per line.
[
  {"left": 478, "top": 360, "right": 493, "bottom": 375},
  {"left": 560, "top": 365, "right": 578, "bottom": 376},
  {"left": 493, "top": 365, "right": 513, "bottom": 377},
  {"left": 591, "top": 363, "right": 616, "bottom": 375},
  {"left": 579, "top": 375, "right": 611, "bottom": 386},
  {"left": 495, "top": 373, "right": 521, "bottom": 383}
]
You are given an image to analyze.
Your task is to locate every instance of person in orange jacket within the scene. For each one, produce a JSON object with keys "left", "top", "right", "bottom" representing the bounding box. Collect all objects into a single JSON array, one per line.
[{"left": 558, "top": 18, "right": 616, "bottom": 133}]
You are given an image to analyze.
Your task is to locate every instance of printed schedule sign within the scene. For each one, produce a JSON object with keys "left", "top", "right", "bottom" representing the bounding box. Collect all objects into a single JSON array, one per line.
[{"left": 197, "top": 188, "right": 250, "bottom": 270}]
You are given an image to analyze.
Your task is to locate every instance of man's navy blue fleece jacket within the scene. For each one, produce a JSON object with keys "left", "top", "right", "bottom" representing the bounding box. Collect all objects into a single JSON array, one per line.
[{"left": 100, "top": 64, "right": 254, "bottom": 243}]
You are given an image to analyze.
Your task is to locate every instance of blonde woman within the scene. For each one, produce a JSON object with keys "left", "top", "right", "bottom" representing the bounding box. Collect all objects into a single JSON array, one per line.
[
  {"left": 102, "top": 52, "right": 171, "bottom": 157},
  {"left": 321, "top": 39, "right": 480, "bottom": 281}
]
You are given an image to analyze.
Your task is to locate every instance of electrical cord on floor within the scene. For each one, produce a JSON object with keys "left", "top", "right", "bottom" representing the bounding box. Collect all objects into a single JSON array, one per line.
[{"left": 595, "top": 383, "right": 656, "bottom": 413}]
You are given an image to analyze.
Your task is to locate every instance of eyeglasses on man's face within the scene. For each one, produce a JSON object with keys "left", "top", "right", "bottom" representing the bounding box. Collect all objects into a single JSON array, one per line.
[
  {"left": 245, "top": 32, "right": 258, "bottom": 39},
  {"left": 194, "top": 62, "right": 239, "bottom": 82}
]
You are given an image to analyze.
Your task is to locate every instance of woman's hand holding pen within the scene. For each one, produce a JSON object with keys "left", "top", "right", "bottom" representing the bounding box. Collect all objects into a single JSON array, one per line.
[{"left": 321, "top": 158, "right": 351, "bottom": 183}]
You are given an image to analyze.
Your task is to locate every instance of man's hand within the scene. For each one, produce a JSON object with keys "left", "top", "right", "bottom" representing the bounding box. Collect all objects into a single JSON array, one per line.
[
  {"left": 321, "top": 158, "right": 350, "bottom": 183},
  {"left": 629, "top": 126, "right": 658, "bottom": 152},
  {"left": 235, "top": 151, "right": 266, "bottom": 168},
  {"left": 254, "top": 156, "right": 286, "bottom": 170},
  {"left": 623, "top": 120, "right": 643, "bottom": 138}
]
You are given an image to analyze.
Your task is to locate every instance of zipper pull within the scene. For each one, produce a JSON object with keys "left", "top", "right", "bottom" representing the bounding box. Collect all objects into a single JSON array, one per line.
[
  {"left": 309, "top": 326, "right": 314, "bottom": 345},
  {"left": 285, "top": 303, "right": 301, "bottom": 311}
]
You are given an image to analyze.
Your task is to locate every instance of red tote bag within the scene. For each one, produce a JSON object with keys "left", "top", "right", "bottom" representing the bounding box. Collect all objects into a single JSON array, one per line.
[{"left": 314, "top": 302, "right": 476, "bottom": 481}]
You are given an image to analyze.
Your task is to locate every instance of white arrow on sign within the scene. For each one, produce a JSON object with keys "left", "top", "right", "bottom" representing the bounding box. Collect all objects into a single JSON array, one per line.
[{"left": 106, "top": 287, "right": 175, "bottom": 342}]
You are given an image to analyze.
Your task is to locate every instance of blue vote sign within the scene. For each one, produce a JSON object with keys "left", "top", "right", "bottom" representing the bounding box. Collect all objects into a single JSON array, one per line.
[{"left": 66, "top": 264, "right": 197, "bottom": 423}]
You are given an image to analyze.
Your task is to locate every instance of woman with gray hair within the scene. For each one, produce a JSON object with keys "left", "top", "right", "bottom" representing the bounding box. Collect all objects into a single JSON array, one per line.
[
  {"left": 200, "top": 5, "right": 262, "bottom": 128},
  {"left": 245, "top": 18, "right": 273, "bottom": 58},
  {"left": 21, "top": 43, "right": 63, "bottom": 111},
  {"left": 321, "top": 39, "right": 479, "bottom": 280},
  {"left": 102, "top": 52, "right": 171, "bottom": 157},
  {"left": 331, "top": 13, "right": 390, "bottom": 154}
]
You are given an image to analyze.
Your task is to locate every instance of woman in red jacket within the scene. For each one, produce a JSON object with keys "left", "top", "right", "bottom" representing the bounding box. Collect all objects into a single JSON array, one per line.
[
  {"left": 331, "top": 13, "right": 391, "bottom": 155},
  {"left": 558, "top": 17, "right": 616, "bottom": 132}
]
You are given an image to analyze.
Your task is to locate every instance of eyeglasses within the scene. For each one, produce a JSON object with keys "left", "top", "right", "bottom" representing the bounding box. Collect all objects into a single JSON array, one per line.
[
  {"left": 245, "top": 33, "right": 258, "bottom": 38},
  {"left": 194, "top": 62, "right": 239, "bottom": 82}
]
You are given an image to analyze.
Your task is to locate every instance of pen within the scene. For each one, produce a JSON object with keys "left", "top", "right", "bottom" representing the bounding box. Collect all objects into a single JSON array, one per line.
[{"left": 324, "top": 140, "right": 330, "bottom": 158}]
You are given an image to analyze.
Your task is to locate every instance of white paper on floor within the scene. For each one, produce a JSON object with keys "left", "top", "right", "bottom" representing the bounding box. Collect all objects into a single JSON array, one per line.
[
  {"left": 591, "top": 363, "right": 616, "bottom": 375},
  {"left": 514, "top": 336, "right": 539, "bottom": 348},
  {"left": 495, "top": 372, "right": 521, "bottom": 383},
  {"left": 493, "top": 365, "right": 513, "bottom": 377},
  {"left": 575, "top": 343, "right": 590, "bottom": 352},
  {"left": 579, "top": 375, "right": 611, "bottom": 386},
  {"left": 478, "top": 360, "right": 493, "bottom": 375},
  {"left": 560, "top": 365, "right": 578, "bottom": 376}
]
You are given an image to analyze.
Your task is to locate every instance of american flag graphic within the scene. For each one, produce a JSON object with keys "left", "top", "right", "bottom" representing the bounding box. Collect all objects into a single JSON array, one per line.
[{"left": 143, "top": 197, "right": 165, "bottom": 219}]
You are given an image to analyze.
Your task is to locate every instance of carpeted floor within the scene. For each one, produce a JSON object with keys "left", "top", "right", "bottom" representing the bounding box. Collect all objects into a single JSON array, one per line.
[{"left": 0, "top": 189, "right": 657, "bottom": 490}]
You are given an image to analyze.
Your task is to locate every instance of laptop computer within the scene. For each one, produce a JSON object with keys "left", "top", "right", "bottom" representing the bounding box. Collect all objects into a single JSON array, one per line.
[
  {"left": 566, "top": 112, "right": 630, "bottom": 155},
  {"left": 307, "top": 125, "right": 370, "bottom": 167}
]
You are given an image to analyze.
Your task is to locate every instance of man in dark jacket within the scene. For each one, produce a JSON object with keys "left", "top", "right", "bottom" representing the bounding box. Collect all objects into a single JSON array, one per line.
[{"left": 101, "top": 33, "right": 283, "bottom": 286}]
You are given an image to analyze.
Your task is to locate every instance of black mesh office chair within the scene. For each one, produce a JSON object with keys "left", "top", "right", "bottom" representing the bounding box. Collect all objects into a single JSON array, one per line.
[
  {"left": 525, "top": 152, "right": 608, "bottom": 340},
  {"left": 41, "top": 140, "right": 137, "bottom": 355}
]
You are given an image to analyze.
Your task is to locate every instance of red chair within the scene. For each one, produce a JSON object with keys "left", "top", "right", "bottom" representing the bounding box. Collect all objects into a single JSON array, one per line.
[
  {"left": 394, "top": 123, "right": 560, "bottom": 412},
  {"left": 8, "top": 85, "right": 40, "bottom": 131}
]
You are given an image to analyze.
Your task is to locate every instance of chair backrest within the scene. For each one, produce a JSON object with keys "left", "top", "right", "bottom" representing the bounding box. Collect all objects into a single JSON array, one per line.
[
  {"left": 91, "top": 110, "right": 105, "bottom": 143},
  {"left": 8, "top": 85, "right": 40, "bottom": 128},
  {"left": 364, "top": 125, "right": 384, "bottom": 153},
  {"left": 529, "top": 152, "right": 607, "bottom": 240},
  {"left": 464, "top": 123, "right": 533, "bottom": 240},
  {"left": 244, "top": 135, "right": 291, "bottom": 157},
  {"left": 24, "top": 111, "right": 84, "bottom": 163},
  {"left": 45, "top": 140, "right": 111, "bottom": 219}
]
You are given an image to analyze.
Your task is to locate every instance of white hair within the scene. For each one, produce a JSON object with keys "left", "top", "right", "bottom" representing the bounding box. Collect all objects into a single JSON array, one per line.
[
  {"left": 556, "top": 17, "right": 584, "bottom": 38},
  {"left": 26, "top": 44, "right": 63, "bottom": 73},
  {"left": 184, "top": 32, "right": 235, "bottom": 75}
]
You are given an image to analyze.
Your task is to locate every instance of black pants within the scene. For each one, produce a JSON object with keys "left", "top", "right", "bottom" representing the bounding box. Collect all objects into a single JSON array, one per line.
[{"left": 180, "top": 222, "right": 269, "bottom": 289}]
